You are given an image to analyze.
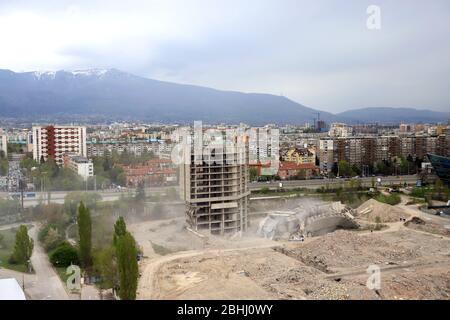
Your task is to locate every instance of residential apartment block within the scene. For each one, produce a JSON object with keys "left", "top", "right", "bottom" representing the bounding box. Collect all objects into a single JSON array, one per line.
[
  {"left": 87, "top": 141, "right": 172, "bottom": 159},
  {"left": 64, "top": 155, "right": 94, "bottom": 180},
  {"left": 328, "top": 123, "right": 353, "bottom": 137},
  {"left": 284, "top": 147, "right": 315, "bottom": 165},
  {"left": 375, "top": 136, "right": 400, "bottom": 162},
  {"left": 319, "top": 139, "right": 336, "bottom": 173},
  {"left": 318, "top": 131, "right": 450, "bottom": 174},
  {"left": 32, "top": 125, "right": 87, "bottom": 165},
  {"left": 248, "top": 127, "right": 278, "bottom": 164}
]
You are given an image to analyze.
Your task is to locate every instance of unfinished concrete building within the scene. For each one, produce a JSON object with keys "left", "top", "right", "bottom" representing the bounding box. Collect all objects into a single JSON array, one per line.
[{"left": 180, "top": 130, "right": 250, "bottom": 235}]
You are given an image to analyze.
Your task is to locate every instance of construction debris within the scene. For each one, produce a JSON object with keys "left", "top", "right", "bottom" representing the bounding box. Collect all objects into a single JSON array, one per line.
[
  {"left": 257, "top": 211, "right": 300, "bottom": 240},
  {"left": 276, "top": 230, "right": 418, "bottom": 272},
  {"left": 257, "top": 202, "right": 359, "bottom": 240},
  {"left": 134, "top": 196, "right": 450, "bottom": 300},
  {"left": 186, "top": 227, "right": 208, "bottom": 239},
  {"left": 404, "top": 217, "right": 450, "bottom": 236},
  {"left": 151, "top": 229, "right": 450, "bottom": 300},
  {"left": 407, "top": 217, "right": 426, "bottom": 225}
]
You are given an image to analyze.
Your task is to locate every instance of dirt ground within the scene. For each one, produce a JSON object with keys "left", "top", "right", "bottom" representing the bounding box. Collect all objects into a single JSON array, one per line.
[
  {"left": 356, "top": 198, "right": 410, "bottom": 223},
  {"left": 404, "top": 217, "right": 450, "bottom": 237},
  {"left": 128, "top": 216, "right": 273, "bottom": 259},
  {"left": 134, "top": 198, "right": 450, "bottom": 300},
  {"left": 154, "top": 247, "right": 382, "bottom": 300},
  {"left": 145, "top": 228, "right": 450, "bottom": 300},
  {"left": 275, "top": 230, "right": 419, "bottom": 273}
]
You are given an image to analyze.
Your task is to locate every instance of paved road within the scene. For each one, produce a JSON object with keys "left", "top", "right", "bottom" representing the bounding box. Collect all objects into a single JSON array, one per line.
[
  {"left": 249, "top": 175, "right": 420, "bottom": 191},
  {"left": 20, "top": 193, "right": 124, "bottom": 207},
  {"left": 0, "top": 223, "right": 102, "bottom": 300},
  {"left": 0, "top": 186, "right": 177, "bottom": 207},
  {"left": 0, "top": 175, "right": 421, "bottom": 208},
  {"left": 0, "top": 223, "right": 69, "bottom": 300},
  {"left": 27, "top": 225, "right": 69, "bottom": 300},
  {"left": 0, "top": 222, "right": 31, "bottom": 231}
]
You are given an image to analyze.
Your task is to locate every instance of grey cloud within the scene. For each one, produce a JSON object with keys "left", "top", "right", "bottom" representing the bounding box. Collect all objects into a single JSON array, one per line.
[{"left": 1, "top": 0, "right": 449, "bottom": 113}]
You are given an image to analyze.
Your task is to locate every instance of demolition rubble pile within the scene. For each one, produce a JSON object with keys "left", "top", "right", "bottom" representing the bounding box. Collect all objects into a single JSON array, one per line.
[
  {"left": 404, "top": 217, "right": 450, "bottom": 236},
  {"left": 257, "top": 202, "right": 359, "bottom": 240},
  {"left": 356, "top": 199, "right": 409, "bottom": 223},
  {"left": 278, "top": 230, "right": 419, "bottom": 272},
  {"left": 147, "top": 215, "right": 450, "bottom": 300}
]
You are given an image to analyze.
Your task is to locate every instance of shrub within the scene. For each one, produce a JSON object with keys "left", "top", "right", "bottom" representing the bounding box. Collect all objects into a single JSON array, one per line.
[
  {"left": 411, "top": 187, "right": 427, "bottom": 198},
  {"left": 43, "top": 228, "right": 64, "bottom": 252},
  {"left": 50, "top": 242, "right": 79, "bottom": 268},
  {"left": 260, "top": 187, "right": 270, "bottom": 194},
  {"left": 39, "top": 224, "right": 64, "bottom": 252},
  {"left": 39, "top": 223, "right": 64, "bottom": 240},
  {"left": 375, "top": 193, "right": 401, "bottom": 205}
]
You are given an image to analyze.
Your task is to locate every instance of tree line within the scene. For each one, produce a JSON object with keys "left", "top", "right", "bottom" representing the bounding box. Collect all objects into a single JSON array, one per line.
[
  {"left": 18, "top": 149, "right": 157, "bottom": 192},
  {"left": 38, "top": 199, "right": 140, "bottom": 300}
]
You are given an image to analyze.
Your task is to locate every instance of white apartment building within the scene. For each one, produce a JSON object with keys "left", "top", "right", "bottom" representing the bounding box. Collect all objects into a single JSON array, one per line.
[
  {"left": 32, "top": 125, "right": 87, "bottom": 166},
  {"left": 319, "top": 139, "right": 336, "bottom": 174},
  {"left": 65, "top": 155, "right": 94, "bottom": 180},
  {"left": 248, "top": 127, "right": 279, "bottom": 165},
  {"left": 87, "top": 141, "right": 162, "bottom": 157},
  {"left": 328, "top": 123, "right": 353, "bottom": 138}
]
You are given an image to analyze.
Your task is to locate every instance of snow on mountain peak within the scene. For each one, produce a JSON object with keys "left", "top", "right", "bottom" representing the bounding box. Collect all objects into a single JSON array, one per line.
[
  {"left": 32, "top": 70, "right": 57, "bottom": 80},
  {"left": 28, "top": 68, "right": 126, "bottom": 80},
  {"left": 71, "top": 68, "right": 111, "bottom": 77}
]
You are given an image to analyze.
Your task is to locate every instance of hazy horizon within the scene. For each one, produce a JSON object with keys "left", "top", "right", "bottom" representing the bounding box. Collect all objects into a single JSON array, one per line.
[{"left": 1, "top": 0, "right": 450, "bottom": 113}]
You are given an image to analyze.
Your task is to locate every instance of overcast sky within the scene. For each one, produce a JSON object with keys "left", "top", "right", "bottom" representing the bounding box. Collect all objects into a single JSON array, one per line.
[{"left": 0, "top": 0, "right": 449, "bottom": 113}]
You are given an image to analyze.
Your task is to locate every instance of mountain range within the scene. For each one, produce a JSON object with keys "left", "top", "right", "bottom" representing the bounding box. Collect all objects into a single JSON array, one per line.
[{"left": 0, "top": 68, "right": 448, "bottom": 125}]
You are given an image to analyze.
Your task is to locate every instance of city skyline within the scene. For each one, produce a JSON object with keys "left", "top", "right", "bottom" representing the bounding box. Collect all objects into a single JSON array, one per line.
[{"left": 1, "top": 0, "right": 450, "bottom": 113}]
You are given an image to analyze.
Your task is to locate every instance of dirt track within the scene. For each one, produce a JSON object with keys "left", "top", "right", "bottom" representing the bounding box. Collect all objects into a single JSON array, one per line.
[{"left": 137, "top": 243, "right": 278, "bottom": 299}]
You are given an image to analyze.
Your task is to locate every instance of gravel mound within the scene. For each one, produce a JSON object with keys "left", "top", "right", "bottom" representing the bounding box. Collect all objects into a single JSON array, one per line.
[
  {"left": 279, "top": 230, "right": 418, "bottom": 271},
  {"left": 357, "top": 198, "right": 409, "bottom": 223}
]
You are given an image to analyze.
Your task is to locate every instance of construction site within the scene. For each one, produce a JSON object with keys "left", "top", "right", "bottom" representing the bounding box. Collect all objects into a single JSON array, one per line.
[
  {"left": 131, "top": 128, "right": 450, "bottom": 300},
  {"left": 132, "top": 193, "right": 450, "bottom": 300}
]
